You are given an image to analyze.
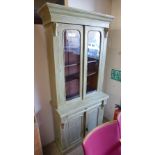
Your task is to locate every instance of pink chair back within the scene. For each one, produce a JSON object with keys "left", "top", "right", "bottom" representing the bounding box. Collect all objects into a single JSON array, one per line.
[
  {"left": 82, "top": 114, "right": 121, "bottom": 155},
  {"left": 117, "top": 113, "right": 121, "bottom": 139}
]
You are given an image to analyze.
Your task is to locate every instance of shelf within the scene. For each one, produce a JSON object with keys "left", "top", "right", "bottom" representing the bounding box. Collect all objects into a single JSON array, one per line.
[
  {"left": 87, "top": 55, "right": 99, "bottom": 60},
  {"left": 88, "top": 60, "right": 97, "bottom": 64},
  {"left": 87, "top": 72, "right": 97, "bottom": 77},
  {"left": 65, "top": 72, "right": 80, "bottom": 82},
  {"left": 65, "top": 63, "right": 80, "bottom": 68}
]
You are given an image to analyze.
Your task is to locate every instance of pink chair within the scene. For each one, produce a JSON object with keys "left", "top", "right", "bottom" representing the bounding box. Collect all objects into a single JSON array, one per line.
[{"left": 82, "top": 113, "right": 121, "bottom": 155}]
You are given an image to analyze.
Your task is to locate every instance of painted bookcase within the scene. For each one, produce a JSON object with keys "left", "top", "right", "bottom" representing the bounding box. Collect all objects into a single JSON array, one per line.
[{"left": 38, "top": 3, "right": 114, "bottom": 154}]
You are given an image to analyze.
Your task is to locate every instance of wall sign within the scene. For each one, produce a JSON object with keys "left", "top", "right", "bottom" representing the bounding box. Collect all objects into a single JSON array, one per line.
[{"left": 111, "top": 69, "right": 121, "bottom": 82}]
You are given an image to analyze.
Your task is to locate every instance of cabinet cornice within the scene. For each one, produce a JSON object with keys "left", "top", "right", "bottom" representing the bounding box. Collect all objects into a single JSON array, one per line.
[{"left": 38, "top": 3, "right": 114, "bottom": 27}]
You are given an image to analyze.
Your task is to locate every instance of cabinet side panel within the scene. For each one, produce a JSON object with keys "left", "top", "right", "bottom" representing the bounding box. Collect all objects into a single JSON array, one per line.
[
  {"left": 45, "top": 23, "right": 59, "bottom": 108},
  {"left": 53, "top": 109, "right": 61, "bottom": 148},
  {"left": 61, "top": 121, "right": 69, "bottom": 149},
  {"left": 54, "top": 110, "right": 69, "bottom": 151}
]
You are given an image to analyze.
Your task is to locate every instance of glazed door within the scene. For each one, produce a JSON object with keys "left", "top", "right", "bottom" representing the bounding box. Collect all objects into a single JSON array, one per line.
[
  {"left": 83, "top": 26, "right": 106, "bottom": 98},
  {"left": 57, "top": 24, "right": 83, "bottom": 104}
]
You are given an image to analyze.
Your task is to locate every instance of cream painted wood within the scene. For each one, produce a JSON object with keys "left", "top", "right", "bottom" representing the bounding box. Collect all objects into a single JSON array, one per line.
[
  {"left": 67, "top": 112, "right": 84, "bottom": 145},
  {"left": 85, "top": 106, "right": 98, "bottom": 134},
  {"left": 83, "top": 26, "right": 105, "bottom": 99},
  {"left": 38, "top": 3, "right": 114, "bottom": 27},
  {"left": 56, "top": 23, "right": 83, "bottom": 105},
  {"left": 54, "top": 110, "right": 84, "bottom": 154},
  {"left": 97, "top": 102, "right": 105, "bottom": 125},
  {"left": 100, "top": 30, "right": 109, "bottom": 93},
  {"left": 38, "top": 3, "right": 113, "bottom": 154},
  {"left": 54, "top": 110, "right": 69, "bottom": 152},
  {"left": 85, "top": 102, "right": 104, "bottom": 135},
  {"left": 57, "top": 92, "right": 109, "bottom": 117},
  {"left": 53, "top": 109, "right": 63, "bottom": 152},
  {"left": 44, "top": 23, "right": 61, "bottom": 108},
  {"left": 61, "top": 121, "right": 69, "bottom": 149},
  {"left": 53, "top": 101, "right": 106, "bottom": 154}
]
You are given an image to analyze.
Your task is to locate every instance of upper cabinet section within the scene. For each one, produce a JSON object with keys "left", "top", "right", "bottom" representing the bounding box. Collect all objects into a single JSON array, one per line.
[
  {"left": 38, "top": 3, "right": 114, "bottom": 108},
  {"left": 38, "top": 3, "right": 114, "bottom": 27}
]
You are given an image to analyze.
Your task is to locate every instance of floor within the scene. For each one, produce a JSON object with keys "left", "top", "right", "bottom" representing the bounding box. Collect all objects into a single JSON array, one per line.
[{"left": 43, "top": 142, "right": 84, "bottom": 155}]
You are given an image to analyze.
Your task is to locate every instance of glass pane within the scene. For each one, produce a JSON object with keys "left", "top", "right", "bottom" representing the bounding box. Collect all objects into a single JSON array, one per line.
[
  {"left": 64, "top": 30, "right": 81, "bottom": 101},
  {"left": 86, "top": 31, "right": 101, "bottom": 93}
]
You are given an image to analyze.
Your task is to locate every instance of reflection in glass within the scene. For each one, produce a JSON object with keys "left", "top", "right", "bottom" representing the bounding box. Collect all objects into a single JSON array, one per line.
[
  {"left": 86, "top": 31, "right": 101, "bottom": 93},
  {"left": 64, "top": 30, "right": 81, "bottom": 100}
]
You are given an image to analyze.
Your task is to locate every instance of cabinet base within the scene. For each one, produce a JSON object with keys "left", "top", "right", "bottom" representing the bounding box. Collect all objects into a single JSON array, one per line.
[{"left": 56, "top": 139, "right": 82, "bottom": 155}]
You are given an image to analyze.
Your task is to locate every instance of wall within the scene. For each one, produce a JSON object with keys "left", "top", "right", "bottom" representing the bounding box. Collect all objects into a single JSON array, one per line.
[
  {"left": 103, "top": 0, "right": 121, "bottom": 120},
  {"left": 34, "top": 25, "right": 54, "bottom": 146},
  {"left": 67, "top": 0, "right": 112, "bottom": 14}
]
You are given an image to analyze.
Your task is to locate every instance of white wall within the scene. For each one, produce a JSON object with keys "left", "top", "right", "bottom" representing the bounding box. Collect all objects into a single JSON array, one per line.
[
  {"left": 104, "top": 0, "right": 121, "bottom": 120},
  {"left": 67, "top": 0, "right": 112, "bottom": 14},
  {"left": 34, "top": 25, "right": 54, "bottom": 146}
]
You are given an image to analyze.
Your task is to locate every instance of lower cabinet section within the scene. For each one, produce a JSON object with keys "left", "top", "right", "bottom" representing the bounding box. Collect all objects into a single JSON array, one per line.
[{"left": 54, "top": 101, "right": 105, "bottom": 154}]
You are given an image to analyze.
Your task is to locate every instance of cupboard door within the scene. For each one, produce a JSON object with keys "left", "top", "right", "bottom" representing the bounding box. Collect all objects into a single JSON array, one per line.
[
  {"left": 57, "top": 24, "right": 83, "bottom": 103},
  {"left": 85, "top": 107, "right": 98, "bottom": 134},
  {"left": 85, "top": 103, "right": 104, "bottom": 135},
  {"left": 83, "top": 26, "right": 105, "bottom": 97},
  {"left": 67, "top": 113, "right": 84, "bottom": 145}
]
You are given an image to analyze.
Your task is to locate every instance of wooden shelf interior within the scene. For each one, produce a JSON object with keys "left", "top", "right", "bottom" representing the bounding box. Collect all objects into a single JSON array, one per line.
[
  {"left": 64, "top": 50, "right": 80, "bottom": 100},
  {"left": 86, "top": 57, "right": 99, "bottom": 93}
]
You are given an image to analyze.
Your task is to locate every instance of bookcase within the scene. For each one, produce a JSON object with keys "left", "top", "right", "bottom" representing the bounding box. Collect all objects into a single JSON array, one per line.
[{"left": 38, "top": 3, "right": 114, "bottom": 154}]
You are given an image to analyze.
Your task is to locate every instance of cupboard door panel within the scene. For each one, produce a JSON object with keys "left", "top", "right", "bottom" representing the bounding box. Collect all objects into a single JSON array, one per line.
[
  {"left": 68, "top": 114, "right": 84, "bottom": 145},
  {"left": 85, "top": 103, "right": 104, "bottom": 135},
  {"left": 86, "top": 107, "right": 98, "bottom": 134}
]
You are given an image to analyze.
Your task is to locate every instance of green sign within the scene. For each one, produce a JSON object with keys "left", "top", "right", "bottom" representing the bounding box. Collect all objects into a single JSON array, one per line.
[{"left": 111, "top": 69, "right": 121, "bottom": 82}]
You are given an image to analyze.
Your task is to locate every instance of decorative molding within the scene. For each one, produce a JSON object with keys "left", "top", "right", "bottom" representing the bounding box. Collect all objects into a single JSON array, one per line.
[
  {"left": 38, "top": 3, "right": 114, "bottom": 27},
  {"left": 52, "top": 23, "right": 58, "bottom": 36},
  {"left": 104, "top": 28, "right": 109, "bottom": 38}
]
